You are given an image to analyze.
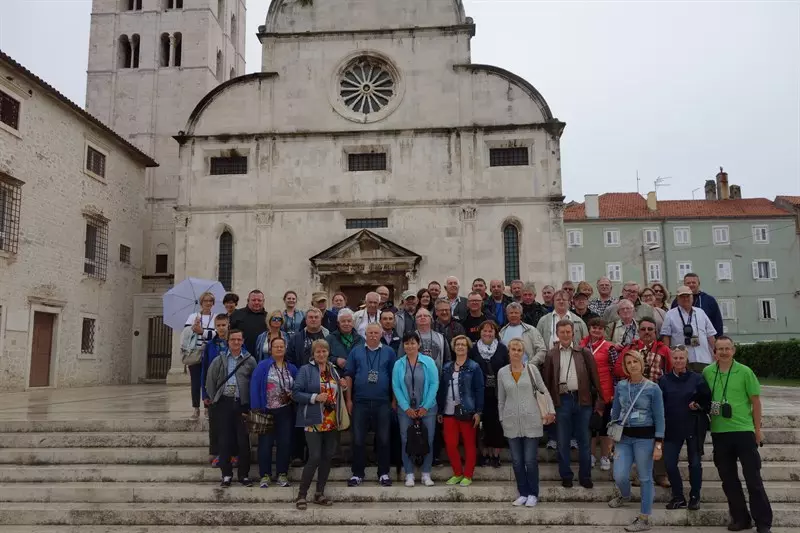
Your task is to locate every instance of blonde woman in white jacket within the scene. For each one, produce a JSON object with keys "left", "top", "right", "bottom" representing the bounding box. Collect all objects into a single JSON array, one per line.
[{"left": 497, "top": 338, "right": 555, "bottom": 508}]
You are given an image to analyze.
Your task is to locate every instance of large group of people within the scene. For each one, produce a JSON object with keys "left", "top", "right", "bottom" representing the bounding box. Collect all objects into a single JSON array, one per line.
[{"left": 180, "top": 273, "right": 772, "bottom": 533}]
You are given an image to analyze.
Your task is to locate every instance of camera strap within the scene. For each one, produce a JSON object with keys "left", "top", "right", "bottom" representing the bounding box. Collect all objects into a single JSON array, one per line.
[
  {"left": 711, "top": 361, "right": 735, "bottom": 402},
  {"left": 678, "top": 307, "right": 694, "bottom": 330}
]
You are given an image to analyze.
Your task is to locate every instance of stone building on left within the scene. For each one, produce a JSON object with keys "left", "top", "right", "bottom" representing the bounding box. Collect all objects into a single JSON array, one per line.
[{"left": 0, "top": 51, "right": 158, "bottom": 390}]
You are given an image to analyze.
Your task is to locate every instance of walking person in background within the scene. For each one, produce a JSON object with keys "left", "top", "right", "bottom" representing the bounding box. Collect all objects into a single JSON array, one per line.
[
  {"left": 392, "top": 331, "right": 439, "bottom": 487},
  {"left": 659, "top": 346, "right": 710, "bottom": 511},
  {"left": 250, "top": 336, "right": 297, "bottom": 489},
  {"left": 185, "top": 291, "right": 218, "bottom": 419},
  {"left": 205, "top": 329, "right": 257, "bottom": 488},
  {"left": 438, "top": 335, "right": 484, "bottom": 487},
  {"left": 292, "top": 339, "right": 348, "bottom": 510},
  {"left": 704, "top": 337, "right": 772, "bottom": 533},
  {"left": 469, "top": 320, "right": 509, "bottom": 468},
  {"left": 282, "top": 290, "right": 305, "bottom": 339},
  {"left": 607, "top": 350, "right": 665, "bottom": 532},
  {"left": 497, "top": 338, "right": 555, "bottom": 507},
  {"left": 254, "top": 310, "right": 289, "bottom": 362}
]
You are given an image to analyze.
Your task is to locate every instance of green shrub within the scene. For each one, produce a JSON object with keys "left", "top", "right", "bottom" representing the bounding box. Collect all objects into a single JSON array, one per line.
[{"left": 735, "top": 340, "right": 800, "bottom": 379}]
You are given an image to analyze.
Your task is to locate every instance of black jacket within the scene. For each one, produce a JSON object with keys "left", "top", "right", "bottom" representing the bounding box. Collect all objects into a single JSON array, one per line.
[
  {"left": 523, "top": 301, "right": 547, "bottom": 328},
  {"left": 229, "top": 307, "right": 267, "bottom": 356},
  {"left": 659, "top": 370, "right": 711, "bottom": 454},
  {"left": 435, "top": 320, "right": 465, "bottom": 346},
  {"left": 485, "top": 295, "right": 513, "bottom": 326}
]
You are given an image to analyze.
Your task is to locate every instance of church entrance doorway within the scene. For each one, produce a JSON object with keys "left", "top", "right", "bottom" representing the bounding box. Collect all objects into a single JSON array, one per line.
[{"left": 339, "top": 284, "right": 396, "bottom": 311}]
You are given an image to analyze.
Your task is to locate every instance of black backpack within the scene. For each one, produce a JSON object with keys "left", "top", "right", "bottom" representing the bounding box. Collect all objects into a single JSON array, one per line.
[{"left": 405, "top": 419, "right": 430, "bottom": 466}]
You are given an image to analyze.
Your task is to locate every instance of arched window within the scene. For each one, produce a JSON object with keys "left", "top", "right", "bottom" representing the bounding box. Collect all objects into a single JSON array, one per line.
[
  {"left": 231, "top": 14, "right": 237, "bottom": 52},
  {"left": 173, "top": 32, "right": 182, "bottom": 67},
  {"left": 131, "top": 34, "right": 140, "bottom": 68},
  {"left": 218, "top": 230, "right": 233, "bottom": 291},
  {"left": 159, "top": 33, "right": 170, "bottom": 67},
  {"left": 215, "top": 50, "right": 223, "bottom": 82},
  {"left": 503, "top": 224, "right": 520, "bottom": 284},
  {"left": 118, "top": 35, "right": 132, "bottom": 69}
]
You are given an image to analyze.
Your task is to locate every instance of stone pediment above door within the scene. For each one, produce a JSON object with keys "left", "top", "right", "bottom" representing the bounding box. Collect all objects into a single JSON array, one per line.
[{"left": 310, "top": 230, "right": 421, "bottom": 276}]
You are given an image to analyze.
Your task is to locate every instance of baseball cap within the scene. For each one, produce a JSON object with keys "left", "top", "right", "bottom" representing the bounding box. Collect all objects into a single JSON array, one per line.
[
  {"left": 311, "top": 292, "right": 328, "bottom": 303},
  {"left": 676, "top": 285, "right": 693, "bottom": 296},
  {"left": 401, "top": 290, "right": 417, "bottom": 300}
]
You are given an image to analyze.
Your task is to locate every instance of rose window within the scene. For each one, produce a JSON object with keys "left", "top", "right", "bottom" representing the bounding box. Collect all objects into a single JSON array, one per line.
[{"left": 339, "top": 58, "right": 396, "bottom": 115}]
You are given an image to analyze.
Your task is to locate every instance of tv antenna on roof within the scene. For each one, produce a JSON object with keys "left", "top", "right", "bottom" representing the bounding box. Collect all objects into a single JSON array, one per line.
[{"left": 654, "top": 176, "right": 671, "bottom": 195}]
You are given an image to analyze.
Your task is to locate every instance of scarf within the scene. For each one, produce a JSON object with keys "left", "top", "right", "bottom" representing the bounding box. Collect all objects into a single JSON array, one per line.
[
  {"left": 340, "top": 332, "right": 355, "bottom": 351},
  {"left": 477, "top": 338, "right": 498, "bottom": 360}
]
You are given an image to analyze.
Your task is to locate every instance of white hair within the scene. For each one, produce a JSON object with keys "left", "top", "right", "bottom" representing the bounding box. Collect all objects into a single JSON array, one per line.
[{"left": 337, "top": 308, "right": 354, "bottom": 321}]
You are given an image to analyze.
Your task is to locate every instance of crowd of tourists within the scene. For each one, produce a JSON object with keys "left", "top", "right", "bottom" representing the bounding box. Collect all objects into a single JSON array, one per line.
[{"left": 181, "top": 273, "right": 772, "bottom": 533}]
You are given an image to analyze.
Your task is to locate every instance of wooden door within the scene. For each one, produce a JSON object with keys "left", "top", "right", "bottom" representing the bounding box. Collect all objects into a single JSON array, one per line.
[{"left": 29, "top": 312, "right": 55, "bottom": 387}]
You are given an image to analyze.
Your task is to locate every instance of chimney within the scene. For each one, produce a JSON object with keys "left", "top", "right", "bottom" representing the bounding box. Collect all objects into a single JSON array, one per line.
[
  {"left": 585, "top": 194, "right": 599, "bottom": 219},
  {"left": 716, "top": 166, "right": 729, "bottom": 200},
  {"left": 704, "top": 180, "right": 717, "bottom": 200},
  {"left": 730, "top": 185, "right": 742, "bottom": 200},
  {"left": 646, "top": 191, "right": 657, "bottom": 211}
]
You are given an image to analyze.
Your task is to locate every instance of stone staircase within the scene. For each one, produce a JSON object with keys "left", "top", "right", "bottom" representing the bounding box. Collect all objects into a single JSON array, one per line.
[{"left": 0, "top": 415, "right": 798, "bottom": 532}]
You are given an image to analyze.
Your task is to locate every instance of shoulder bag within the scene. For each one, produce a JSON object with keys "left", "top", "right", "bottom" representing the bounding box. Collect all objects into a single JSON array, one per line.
[
  {"left": 526, "top": 364, "right": 554, "bottom": 423},
  {"left": 607, "top": 380, "right": 650, "bottom": 442}
]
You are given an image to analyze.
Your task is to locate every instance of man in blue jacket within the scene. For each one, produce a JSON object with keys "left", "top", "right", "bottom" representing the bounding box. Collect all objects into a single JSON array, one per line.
[
  {"left": 671, "top": 274, "right": 723, "bottom": 339},
  {"left": 344, "top": 322, "right": 397, "bottom": 487}
]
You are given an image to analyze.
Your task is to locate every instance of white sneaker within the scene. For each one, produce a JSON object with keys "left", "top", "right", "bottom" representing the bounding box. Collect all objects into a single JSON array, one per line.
[
  {"left": 591, "top": 456, "right": 597, "bottom": 468},
  {"left": 600, "top": 456, "right": 612, "bottom": 471},
  {"left": 512, "top": 496, "right": 528, "bottom": 506},
  {"left": 421, "top": 474, "right": 434, "bottom": 487},
  {"left": 525, "top": 495, "right": 539, "bottom": 507},
  {"left": 570, "top": 439, "right": 578, "bottom": 449},
  {"left": 546, "top": 440, "right": 557, "bottom": 450},
  {"left": 405, "top": 474, "right": 415, "bottom": 487}
]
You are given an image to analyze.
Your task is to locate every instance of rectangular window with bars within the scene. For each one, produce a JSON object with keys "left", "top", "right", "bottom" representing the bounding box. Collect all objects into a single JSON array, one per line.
[
  {"left": 84, "top": 215, "right": 109, "bottom": 280},
  {"left": 0, "top": 90, "right": 21, "bottom": 131},
  {"left": 345, "top": 218, "right": 388, "bottom": 229},
  {"left": 86, "top": 146, "right": 106, "bottom": 178},
  {"left": 210, "top": 156, "right": 248, "bottom": 175},
  {"left": 81, "top": 318, "right": 96, "bottom": 354},
  {"left": 0, "top": 174, "right": 22, "bottom": 254},
  {"left": 348, "top": 153, "right": 387, "bottom": 172},
  {"left": 119, "top": 244, "right": 131, "bottom": 264},
  {"left": 155, "top": 254, "right": 168, "bottom": 274},
  {"left": 489, "top": 147, "right": 529, "bottom": 167}
]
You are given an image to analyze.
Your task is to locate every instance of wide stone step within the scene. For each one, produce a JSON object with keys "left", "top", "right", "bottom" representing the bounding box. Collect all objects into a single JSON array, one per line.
[
  {"left": 1, "top": 462, "right": 798, "bottom": 483},
  {"left": 0, "top": 501, "right": 797, "bottom": 527},
  {"left": 2, "top": 527, "right": 799, "bottom": 533},
  {"left": 0, "top": 444, "right": 797, "bottom": 465},
  {"left": 0, "top": 481, "right": 797, "bottom": 504}
]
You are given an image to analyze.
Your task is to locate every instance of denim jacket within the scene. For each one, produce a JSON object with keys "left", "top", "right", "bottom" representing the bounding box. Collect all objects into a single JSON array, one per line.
[
  {"left": 611, "top": 379, "right": 666, "bottom": 439},
  {"left": 437, "top": 358, "right": 485, "bottom": 415}
]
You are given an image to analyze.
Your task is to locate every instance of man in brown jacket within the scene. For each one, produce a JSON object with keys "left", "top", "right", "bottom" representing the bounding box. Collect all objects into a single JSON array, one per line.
[{"left": 542, "top": 319, "right": 604, "bottom": 489}]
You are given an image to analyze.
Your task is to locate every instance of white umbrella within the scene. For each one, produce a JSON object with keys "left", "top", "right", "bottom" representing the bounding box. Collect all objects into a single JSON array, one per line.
[{"left": 162, "top": 277, "right": 227, "bottom": 331}]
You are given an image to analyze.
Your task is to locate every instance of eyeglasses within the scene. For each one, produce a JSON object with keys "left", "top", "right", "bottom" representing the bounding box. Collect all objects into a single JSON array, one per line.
[
  {"left": 675, "top": 344, "right": 687, "bottom": 350},
  {"left": 653, "top": 289, "right": 664, "bottom": 294},
  {"left": 270, "top": 317, "right": 283, "bottom": 323},
  {"left": 639, "top": 327, "right": 655, "bottom": 332},
  {"left": 564, "top": 288, "right": 575, "bottom": 292}
]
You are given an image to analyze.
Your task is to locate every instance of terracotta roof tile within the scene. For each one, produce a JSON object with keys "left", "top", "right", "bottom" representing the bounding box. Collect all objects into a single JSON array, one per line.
[
  {"left": 776, "top": 196, "right": 800, "bottom": 207},
  {"left": 565, "top": 193, "right": 791, "bottom": 221}
]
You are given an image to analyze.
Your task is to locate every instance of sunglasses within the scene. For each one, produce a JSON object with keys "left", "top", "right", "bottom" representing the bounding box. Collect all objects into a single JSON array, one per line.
[
  {"left": 639, "top": 327, "right": 655, "bottom": 332},
  {"left": 653, "top": 289, "right": 664, "bottom": 293},
  {"left": 270, "top": 317, "right": 283, "bottom": 323}
]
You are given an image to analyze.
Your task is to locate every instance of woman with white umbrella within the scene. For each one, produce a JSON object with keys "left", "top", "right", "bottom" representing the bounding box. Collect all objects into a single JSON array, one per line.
[{"left": 184, "top": 292, "right": 218, "bottom": 418}]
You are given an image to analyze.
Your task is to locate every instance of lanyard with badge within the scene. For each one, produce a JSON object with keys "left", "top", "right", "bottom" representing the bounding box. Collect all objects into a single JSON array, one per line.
[
  {"left": 407, "top": 358, "right": 419, "bottom": 408},
  {"left": 626, "top": 380, "right": 649, "bottom": 422},
  {"left": 367, "top": 347, "right": 380, "bottom": 384},
  {"left": 710, "top": 362, "right": 734, "bottom": 418}
]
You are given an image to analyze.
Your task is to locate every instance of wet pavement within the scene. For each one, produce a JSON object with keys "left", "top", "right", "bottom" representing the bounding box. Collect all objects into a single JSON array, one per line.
[{"left": 0, "top": 383, "right": 796, "bottom": 421}]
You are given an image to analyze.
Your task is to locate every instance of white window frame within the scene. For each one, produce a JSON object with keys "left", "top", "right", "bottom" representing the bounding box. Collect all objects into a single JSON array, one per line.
[
  {"left": 83, "top": 139, "right": 109, "bottom": 183},
  {"left": 646, "top": 261, "right": 662, "bottom": 283},
  {"left": 752, "top": 225, "right": 769, "bottom": 244},
  {"left": 603, "top": 228, "right": 621, "bottom": 248},
  {"left": 716, "top": 260, "right": 733, "bottom": 282},
  {"left": 718, "top": 299, "right": 736, "bottom": 320},
  {"left": 643, "top": 228, "right": 660, "bottom": 247},
  {"left": 606, "top": 262, "right": 622, "bottom": 283},
  {"left": 752, "top": 259, "right": 777, "bottom": 281},
  {"left": 758, "top": 298, "right": 777, "bottom": 321},
  {"left": 0, "top": 83, "right": 24, "bottom": 138},
  {"left": 673, "top": 227, "right": 691, "bottom": 246},
  {"left": 677, "top": 261, "right": 693, "bottom": 281},
  {"left": 568, "top": 263, "right": 585, "bottom": 283},
  {"left": 713, "top": 225, "right": 730, "bottom": 245},
  {"left": 567, "top": 229, "right": 583, "bottom": 248}
]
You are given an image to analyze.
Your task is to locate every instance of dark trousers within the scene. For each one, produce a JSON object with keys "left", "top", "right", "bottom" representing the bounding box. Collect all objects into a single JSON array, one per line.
[
  {"left": 208, "top": 404, "right": 237, "bottom": 457},
  {"left": 189, "top": 364, "right": 202, "bottom": 408},
  {"left": 216, "top": 396, "right": 251, "bottom": 479},
  {"left": 352, "top": 400, "right": 391, "bottom": 478},
  {"left": 555, "top": 392, "right": 592, "bottom": 482},
  {"left": 712, "top": 431, "right": 773, "bottom": 528},
  {"left": 664, "top": 437, "right": 702, "bottom": 500},
  {"left": 257, "top": 405, "right": 293, "bottom": 478},
  {"left": 299, "top": 430, "right": 339, "bottom": 498}
]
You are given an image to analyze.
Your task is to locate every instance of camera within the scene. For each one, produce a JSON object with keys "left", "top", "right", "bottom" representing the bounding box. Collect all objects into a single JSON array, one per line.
[
  {"left": 721, "top": 403, "right": 733, "bottom": 419},
  {"left": 682, "top": 324, "right": 694, "bottom": 345}
]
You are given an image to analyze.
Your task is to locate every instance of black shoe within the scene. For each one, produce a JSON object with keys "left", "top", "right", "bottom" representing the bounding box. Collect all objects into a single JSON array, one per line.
[
  {"left": 666, "top": 497, "right": 687, "bottom": 510},
  {"left": 756, "top": 526, "right": 771, "bottom": 533},
  {"left": 240, "top": 477, "right": 253, "bottom": 487},
  {"left": 579, "top": 478, "right": 593, "bottom": 489},
  {"left": 491, "top": 456, "right": 501, "bottom": 469},
  {"left": 432, "top": 458, "right": 443, "bottom": 467},
  {"left": 477, "top": 455, "right": 487, "bottom": 467},
  {"left": 688, "top": 496, "right": 700, "bottom": 510},
  {"left": 220, "top": 476, "right": 232, "bottom": 488},
  {"left": 727, "top": 522, "right": 753, "bottom": 532},
  {"left": 561, "top": 478, "right": 573, "bottom": 488}
]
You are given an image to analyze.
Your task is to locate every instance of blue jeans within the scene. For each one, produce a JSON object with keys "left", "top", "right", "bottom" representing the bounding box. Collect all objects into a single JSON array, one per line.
[
  {"left": 352, "top": 400, "right": 391, "bottom": 478},
  {"left": 614, "top": 435, "right": 655, "bottom": 515},
  {"left": 664, "top": 437, "right": 702, "bottom": 500},
  {"left": 397, "top": 410, "right": 436, "bottom": 475},
  {"left": 555, "top": 393, "right": 592, "bottom": 481},
  {"left": 508, "top": 437, "right": 540, "bottom": 497},
  {"left": 257, "top": 405, "right": 293, "bottom": 478}
]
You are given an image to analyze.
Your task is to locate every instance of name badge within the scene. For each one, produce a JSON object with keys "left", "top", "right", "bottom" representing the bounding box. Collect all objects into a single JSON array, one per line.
[
  {"left": 630, "top": 410, "right": 641, "bottom": 420},
  {"left": 486, "top": 375, "right": 497, "bottom": 388},
  {"left": 368, "top": 369, "right": 379, "bottom": 384}
]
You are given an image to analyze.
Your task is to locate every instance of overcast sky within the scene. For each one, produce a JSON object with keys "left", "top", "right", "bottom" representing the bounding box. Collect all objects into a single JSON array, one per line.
[{"left": 1, "top": 0, "right": 798, "bottom": 201}]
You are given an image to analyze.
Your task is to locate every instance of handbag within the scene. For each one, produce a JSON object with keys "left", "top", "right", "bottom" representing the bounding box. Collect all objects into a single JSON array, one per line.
[
  {"left": 608, "top": 380, "right": 651, "bottom": 442},
  {"left": 526, "top": 364, "right": 554, "bottom": 423},
  {"left": 331, "top": 366, "right": 351, "bottom": 431},
  {"left": 247, "top": 410, "right": 274, "bottom": 435},
  {"left": 180, "top": 328, "right": 204, "bottom": 366},
  {"left": 406, "top": 419, "right": 430, "bottom": 466}
]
